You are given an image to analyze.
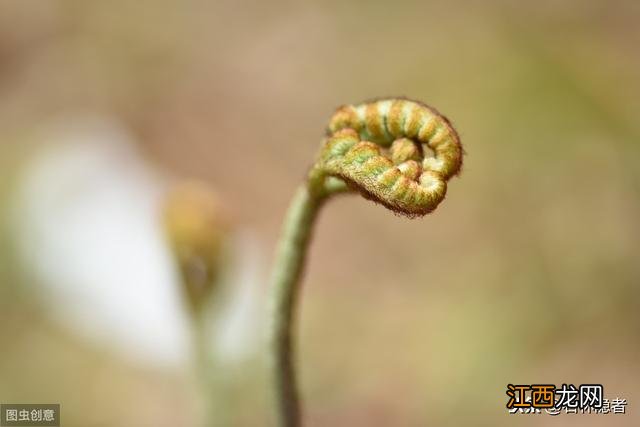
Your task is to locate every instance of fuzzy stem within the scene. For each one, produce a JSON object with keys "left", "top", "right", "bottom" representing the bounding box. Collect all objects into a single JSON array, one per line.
[{"left": 269, "top": 183, "right": 332, "bottom": 427}]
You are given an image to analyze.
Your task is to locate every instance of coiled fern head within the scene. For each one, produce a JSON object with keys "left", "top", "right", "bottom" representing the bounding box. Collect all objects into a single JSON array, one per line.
[{"left": 311, "top": 98, "right": 463, "bottom": 217}]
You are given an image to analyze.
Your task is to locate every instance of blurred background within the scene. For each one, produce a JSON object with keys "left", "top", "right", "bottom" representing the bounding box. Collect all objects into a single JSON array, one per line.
[{"left": 0, "top": 1, "right": 639, "bottom": 426}]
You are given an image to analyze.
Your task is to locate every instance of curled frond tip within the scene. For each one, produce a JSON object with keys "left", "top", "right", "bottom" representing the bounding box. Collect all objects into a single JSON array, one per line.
[{"left": 311, "top": 98, "right": 463, "bottom": 217}]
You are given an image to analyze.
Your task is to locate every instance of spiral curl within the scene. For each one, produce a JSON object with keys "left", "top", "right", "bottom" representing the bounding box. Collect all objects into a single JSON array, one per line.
[{"left": 311, "top": 98, "right": 463, "bottom": 217}]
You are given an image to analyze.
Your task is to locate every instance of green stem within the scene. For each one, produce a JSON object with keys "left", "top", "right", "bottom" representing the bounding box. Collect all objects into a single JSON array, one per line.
[
  {"left": 193, "top": 309, "right": 229, "bottom": 427},
  {"left": 269, "top": 184, "right": 329, "bottom": 427},
  {"left": 193, "top": 311, "right": 214, "bottom": 427}
]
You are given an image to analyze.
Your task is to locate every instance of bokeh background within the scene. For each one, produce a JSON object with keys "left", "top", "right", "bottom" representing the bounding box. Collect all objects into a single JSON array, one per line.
[{"left": 1, "top": 1, "right": 639, "bottom": 426}]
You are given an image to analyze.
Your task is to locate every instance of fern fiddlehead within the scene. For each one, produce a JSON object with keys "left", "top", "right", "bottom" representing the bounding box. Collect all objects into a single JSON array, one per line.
[
  {"left": 311, "top": 98, "right": 463, "bottom": 215},
  {"left": 269, "top": 98, "right": 463, "bottom": 426}
]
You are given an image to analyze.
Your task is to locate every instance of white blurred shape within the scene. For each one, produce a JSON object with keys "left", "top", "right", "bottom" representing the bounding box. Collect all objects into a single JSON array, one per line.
[
  {"left": 12, "top": 115, "right": 191, "bottom": 368},
  {"left": 214, "top": 231, "right": 264, "bottom": 364}
]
